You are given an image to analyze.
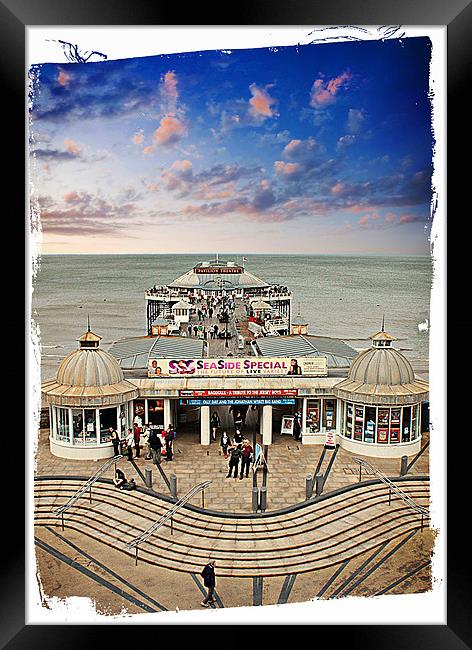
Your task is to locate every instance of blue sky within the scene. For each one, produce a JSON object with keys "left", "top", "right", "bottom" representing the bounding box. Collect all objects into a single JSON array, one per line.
[{"left": 30, "top": 37, "right": 434, "bottom": 254}]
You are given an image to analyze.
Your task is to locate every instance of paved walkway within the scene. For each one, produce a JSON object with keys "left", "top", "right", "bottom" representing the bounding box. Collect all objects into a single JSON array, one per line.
[{"left": 35, "top": 423, "right": 429, "bottom": 513}]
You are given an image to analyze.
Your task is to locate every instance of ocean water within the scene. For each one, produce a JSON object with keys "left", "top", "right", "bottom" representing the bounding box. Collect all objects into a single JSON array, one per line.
[{"left": 31, "top": 254, "right": 433, "bottom": 380}]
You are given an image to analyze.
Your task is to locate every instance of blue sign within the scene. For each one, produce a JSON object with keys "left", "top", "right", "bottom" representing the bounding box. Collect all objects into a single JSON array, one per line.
[{"left": 179, "top": 398, "right": 296, "bottom": 406}]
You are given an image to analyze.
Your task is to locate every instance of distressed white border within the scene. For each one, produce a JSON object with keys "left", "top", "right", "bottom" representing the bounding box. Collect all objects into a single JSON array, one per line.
[{"left": 26, "top": 25, "right": 446, "bottom": 625}]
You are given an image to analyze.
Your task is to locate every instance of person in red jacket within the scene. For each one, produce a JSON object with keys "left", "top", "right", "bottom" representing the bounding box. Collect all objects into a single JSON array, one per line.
[
  {"left": 240, "top": 439, "right": 253, "bottom": 479},
  {"left": 133, "top": 423, "right": 141, "bottom": 458}
]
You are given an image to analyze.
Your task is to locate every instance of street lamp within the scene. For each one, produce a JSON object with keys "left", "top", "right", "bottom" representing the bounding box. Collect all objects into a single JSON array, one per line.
[{"left": 225, "top": 318, "right": 229, "bottom": 349}]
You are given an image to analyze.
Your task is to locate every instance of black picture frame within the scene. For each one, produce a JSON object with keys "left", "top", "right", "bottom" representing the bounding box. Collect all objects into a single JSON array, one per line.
[{"left": 2, "top": 0, "right": 463, "bottom": 645}]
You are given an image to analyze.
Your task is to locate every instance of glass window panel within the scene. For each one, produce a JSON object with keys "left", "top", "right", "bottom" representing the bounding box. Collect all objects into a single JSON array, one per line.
[
  {"left": 402, "top": 406, "right": 411, "bottom": 442},
  {"left": 148, "top": 399, "right": 164, "bottom": 426},
  {"left": 133, "top": 400, "right": 145, "bottom": 427},
  {"left": 323, "top": 399, "right": 336, "bottom": 430},
  {"left": 364, "top": 406, "right": 376, "bottom": 443},
  {"left": 390, "top": 408, "right": 401, "bottom": 443},
  {"left": 354, "top": 404, "right": 364, "bottom": 441},
  {"left": 119, "top": 403, "right": 127, "bottom": 434},
  {"left": 377, "top": 408, "right": 389, "bottom": 444},
  {"left": 306, "top": 399, "right": 320, "bottom": 433},
  {"left": 55, "top": 407, "right": 70, "bottom": 442},
  {"left": 72, "top": 408, "right": 84, "bottom": 445},
  {"left": 345, "top": 402, "right": 353, "bottom": 438},
  {"left": 99, "top": 407, "right": 117, "bottom": 444},
  {"left": 84, "top": 409, "right": 97, "bottom": 445},
  {"left": 411, "top": 404, "right": 418, "bottom": 438}
]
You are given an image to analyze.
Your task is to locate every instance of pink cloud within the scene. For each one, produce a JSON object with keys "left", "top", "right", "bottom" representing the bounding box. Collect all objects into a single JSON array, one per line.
[
  {"left": 57, "top": 69, "right": 71, "bottom": 87},
  {"left": 331, "top": 182, "right": 344, "bottom": 195},
  {"left": 171, "top": 159, "right": 192, "bottom": 175},
  {"left": 132, "top": 132, "right": 145, "bottom": 145},
  {"left": 248, "top": 83, "right": 278, "bottom": 120},
  {"left": 358, "top": 215, "right": 370, "bottom": 226},
  {"left": 385, "top": 212, "right": 396, "bottom": 223},
  {"left": 309, "top": 71, "right": 351, "bottom": 107},
  {"left": 274, "top": 160, "right": 301, "bottom": 177},
  {"left": 398, "top": 214, "right": 419, "bottom": 224},
  {"left": 154, "top": 115, "right": 186, "bottom": 146},
  {"left": 64, "top": 139, "right": 81, "bottom": 154},
  {"left": 162, "top": 71, "right": 178, "bottom": 100}
]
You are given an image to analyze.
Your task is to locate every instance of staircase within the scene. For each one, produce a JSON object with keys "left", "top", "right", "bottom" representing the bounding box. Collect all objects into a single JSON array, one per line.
[{"left": 35, "top": 477, "right": 430, "bottom": 578}]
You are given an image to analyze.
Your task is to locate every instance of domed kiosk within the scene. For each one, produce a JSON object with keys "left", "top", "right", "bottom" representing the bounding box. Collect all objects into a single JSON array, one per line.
[
  {"left": 334, "top": 323, "right": 429, "bottom": 458},
  {"left": 41, "top": 326, "right": 138, "bottom": 460}
]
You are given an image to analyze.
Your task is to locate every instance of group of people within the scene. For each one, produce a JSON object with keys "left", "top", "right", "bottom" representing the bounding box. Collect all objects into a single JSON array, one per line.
[
  {"left": 108, "top": 422, "right": 176, "bottom": 463},
  {"left": 185, "top": 295, "right": 236, "bottom": 340},
  {"left": 209, "top": 407, "right": 254, "bottom": 480}
]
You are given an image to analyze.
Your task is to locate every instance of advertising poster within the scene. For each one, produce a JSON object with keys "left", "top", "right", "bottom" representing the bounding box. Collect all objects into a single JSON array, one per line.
[{"left": 148, "top": 356, "right": 327, "bottom": 377}]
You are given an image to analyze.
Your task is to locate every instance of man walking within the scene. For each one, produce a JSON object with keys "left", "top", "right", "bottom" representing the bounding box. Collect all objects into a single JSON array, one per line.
[
  {"left": 133, "top": 423, "right": 141, "bottom": 458},
  {"left": 240, "top": 439, "right": 253, "bottom": 479},
  {"left": 226, "top": 444, "right": 241, "bottom": 478},
  {"left": 200, "top": 560, "right": 217, "bottom": 607},
  {"left": 109, "top": 427, "right": 120, "bottom": 456},
  {"left": 148, "top": 428, "right": 162, "bottom": 465}
]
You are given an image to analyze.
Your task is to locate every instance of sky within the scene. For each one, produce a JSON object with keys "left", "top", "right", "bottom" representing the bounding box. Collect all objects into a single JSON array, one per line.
[{"left": 29, "top": 37, "right": 434, "bottom": 255}]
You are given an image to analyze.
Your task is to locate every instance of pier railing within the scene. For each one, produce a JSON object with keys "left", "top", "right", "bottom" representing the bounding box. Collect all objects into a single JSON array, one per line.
[
  {"left": 353, "top": 457, "right": 429, "bottom": 528},
  {"left": 125, "top": 480, "right": 212, "bottom": 564},
  {"left": 53, "top": 455, "right": 124, "bottom": 522}
]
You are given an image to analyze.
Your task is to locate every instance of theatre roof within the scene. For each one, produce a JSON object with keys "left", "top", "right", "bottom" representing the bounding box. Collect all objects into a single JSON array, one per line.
[
  {"left": 167, "top": 259, "right": 269, "bottom": 291},
  {"left": 253, "top": 334, "right": 358, "bottom": 368},
  {"left": 107, "top": 335, "right": 205, "bottom": 369}
]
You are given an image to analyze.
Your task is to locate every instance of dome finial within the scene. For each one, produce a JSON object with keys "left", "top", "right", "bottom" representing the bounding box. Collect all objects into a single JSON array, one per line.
[
  {"left": 87, "top": 313, "right": 91, "bottom": 332},
  {"left": 381, "top": 314, "right": 385, "bottom": 332}
]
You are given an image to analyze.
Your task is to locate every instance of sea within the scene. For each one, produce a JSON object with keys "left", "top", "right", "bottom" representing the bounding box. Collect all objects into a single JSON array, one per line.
[{"left": 31, "top": 254, "right": 434, "bottom": 381}]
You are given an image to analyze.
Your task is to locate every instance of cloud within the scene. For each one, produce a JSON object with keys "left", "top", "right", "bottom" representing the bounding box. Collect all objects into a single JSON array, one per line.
[
  {"left": 162, "top": 71, "right": 178, "bottom": 101},
  {"left": 248, "top": 83, "right": 278, "bottom": 121},
  {"left": 274, "top": 161, "right": 302, "bottom": 178},
  {"left": 132, "top": 131, "right": 145, "bottom": 145},
  {"left": 64, "top": 139, "right": 81, "bottom": 154},
  {"left": 153, "top": 115, "right": 186, "bottom": 147},
  {"left": 347, "top": 108, "right": 365, "bottom": 134},
  {"left": 309, "top": 71, "right": 351, "bottom": 108},
  {"left": 336, "top": 134, "right": 356, "bottom": 150},
  {"left": 171, "top": 159, "right": 193, "bottom": 177},
  {"left": 57, "top": 68, "right": 71, "bottom": 87}
]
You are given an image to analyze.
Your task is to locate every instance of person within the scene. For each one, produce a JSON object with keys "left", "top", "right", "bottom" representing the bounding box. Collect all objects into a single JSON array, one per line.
[
  {"left": 113, "top": 468, "right": 126, "bottom": 489},
  {"left": 226, "top": 443, "right": 241, "bottom": 478},
  {"left": 233, "top": 410, "right": 243, "bottom": 432},
  {"left": 120, "top": 477, "right": 136, "bottom": 491},
  {"left": 133, "top": 423, "right": 141, "bottom": 458},
  {"left": 164, "top": 425, "right": 174, "bottom": 461},
  {"left": 208, "top": 307, "right": 213, "bottom": 319},
  {"left": 193, "top": 324, "right": 198, "bottom": 337},
  {"left": 234, "top": 429, "right": 243, "bottom": 446},
  {"left": 210, "top": 412, "right": 221, "bottom": 441},
  {"left": 148, "top": 428, "right": 162, "bottom": 465},
  {"left": 142, "top": 424, "right": 151, "bottom": 459},
  {"left": 240, "top": 439, "right": 253, "bottom": 479},
  {"left": 110, "top": 427, "right": 120, "bottom": 456},
  {"left": 126, "top": 428, "right": 134, "bottom": 461},
  {"left": 239, "top": 404, "right": 249, "bottom": 426},
  {"left": 288, "top": 358, "right": 302, "bottom": 375},
  {"left": 149, "top": 359, "right": 159, "bottom": 375},
  {"left": 187, "top": 324, "right": 192, "bottom": 337},
  {"left": 220, "top": 430, "right": 230, "bottom": 457},
  {"left": 200, "top": 560, "right": 216, "bottom": 607},
  {"left": 293, "top": 411, "right": 302, "bottom": 441}
]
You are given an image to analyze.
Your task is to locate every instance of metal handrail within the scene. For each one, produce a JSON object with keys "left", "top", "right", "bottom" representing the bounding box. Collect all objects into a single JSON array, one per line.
[
  {"left": 54, "top": 454, "right": 124, "bottom": 515},
  {"left": 125, "top": 480, "right": 212, "bottom": 550},
  {"left": 352, "top": 457, "right": 428, "bottom": 516}
]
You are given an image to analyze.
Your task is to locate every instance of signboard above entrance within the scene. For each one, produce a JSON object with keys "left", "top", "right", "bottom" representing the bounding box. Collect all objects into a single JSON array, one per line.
[
  {"left": 148, "top": 357, "right": 327, "bottom": 377},
  {"left": 179, "top": 389, "right": 298, "bottom": 397},
  {"left": 180, "top": 398, "right": 296, "bottom": 406}
]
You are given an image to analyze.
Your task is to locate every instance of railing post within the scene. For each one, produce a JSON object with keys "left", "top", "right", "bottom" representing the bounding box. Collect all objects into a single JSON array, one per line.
[
  {"left": 359, "top": 463, "right": 362, "bottom": 482},
  {"left": 170, "top": 474, "right": 178, "bottom": 498},
  {"left": 89, "top": 486, "right": 92, "bottom": 504},
  {"left": 421, "top": 513, "right": 424, "bottom": 532},
  {"left": 145, "top": 468, "right": 153, "bottom": 488},
  {"left": 315, "top": 472, "right": 324, "bottom": 496},
  {"left": 252, "top": 487, "right": 259, "bottom": 512},
  {"left": 388, "top": 487, "right": 392, "bottom": 505},
  {"left": 135, "top": 547, "right": 138, "bottom": 566},
  {"left": 201, "top": 488, "right": 205, "bottom": 509},
  {"left": 170, "top": 516, "right": 174, "bottom": 536},
  {"left": 306, "top": 474, "right": 313, "bottom": 499},
  {"left": 400, "top": 455, "right": 408, "bottom": 476},
  {"left": 61, "top": 512, "right": 64, "bottom": 531},
  {"left": 260, "top": 486, "right": 267, "bottom": 512}
]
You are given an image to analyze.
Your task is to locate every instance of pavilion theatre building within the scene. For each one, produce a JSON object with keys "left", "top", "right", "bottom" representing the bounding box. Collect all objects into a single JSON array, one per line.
[{"left": 41, "top": 324, "right": 429, "bottom": 461}]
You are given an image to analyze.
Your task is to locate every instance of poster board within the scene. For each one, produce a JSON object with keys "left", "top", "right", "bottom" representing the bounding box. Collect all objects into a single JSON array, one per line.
[{"left": 280, "top": 416, "right": 294, "bottom": 435}]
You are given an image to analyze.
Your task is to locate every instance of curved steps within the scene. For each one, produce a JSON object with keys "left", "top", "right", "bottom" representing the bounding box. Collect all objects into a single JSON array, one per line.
[{"left": 35, "top": 478, "right": 430, "bottom": 577}]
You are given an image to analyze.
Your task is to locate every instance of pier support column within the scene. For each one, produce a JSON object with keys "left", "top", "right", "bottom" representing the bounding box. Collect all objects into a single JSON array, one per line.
[
  {"left": 164, "top": 399, "right": 172, "bottom": 427},
  {"left": 262, "top": 405, "right": 273, "bottom": 446},
  {"left": 200, "top": 406, "right": 210, "bottom": 446}
]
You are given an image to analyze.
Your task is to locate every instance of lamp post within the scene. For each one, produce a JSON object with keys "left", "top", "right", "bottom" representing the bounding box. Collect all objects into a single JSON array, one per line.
[{"left": 225, "top": 317, "right": 229, "bottom": 349}]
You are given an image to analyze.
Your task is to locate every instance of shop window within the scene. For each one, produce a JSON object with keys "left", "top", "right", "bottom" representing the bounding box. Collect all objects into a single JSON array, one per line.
[
  {"left": 323, "top": 399, "right": 336, "bottom": 430},
  {"left": 364, "top": 406, "right": 376, "bottom": 443},
  {"left": 55, "top": 407, "right": 70, "bottom": 442},
  {"left": 72, "top": 408, "right": 84, "bottom": 445},
  {"left": 84, "top": 409, "right": 97, "bottom": 445},
  {"left": 119, "top": 403, "right": 127, "bottom": 435},
  {"left": 402, "top": 406, "right": 411, "bottom": 442},
  {"left": 148, "top": 399, "right": 164, "bottom": 427},
  {"left": 133, "top": 400, "right": 145, "bottom": 427},
  {"left": 411, "top": 404, "right": 418, "bottom": 439},
  {"left": 354, "top": 405, "right": 364, "bottom": 441},
  {"left": 390, "top": 408, "right": 401, "bottom": 443},
  {"left": 306, "top": 399, "right": 320, "bottom": 433},
  {"left": 377, "top": 408, "right": 389, "bottom": 443},
  {"left": 345, "top": 402, "right": 353, "bottom": 439},
  {"left": 99, "top": 407, "right": 117, "bottom": 444}
]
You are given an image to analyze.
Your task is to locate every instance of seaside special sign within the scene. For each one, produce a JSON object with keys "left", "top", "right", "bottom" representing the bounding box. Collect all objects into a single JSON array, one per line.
[{"left": 148, "top": 356, "right": 327, "bottom": 377}]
